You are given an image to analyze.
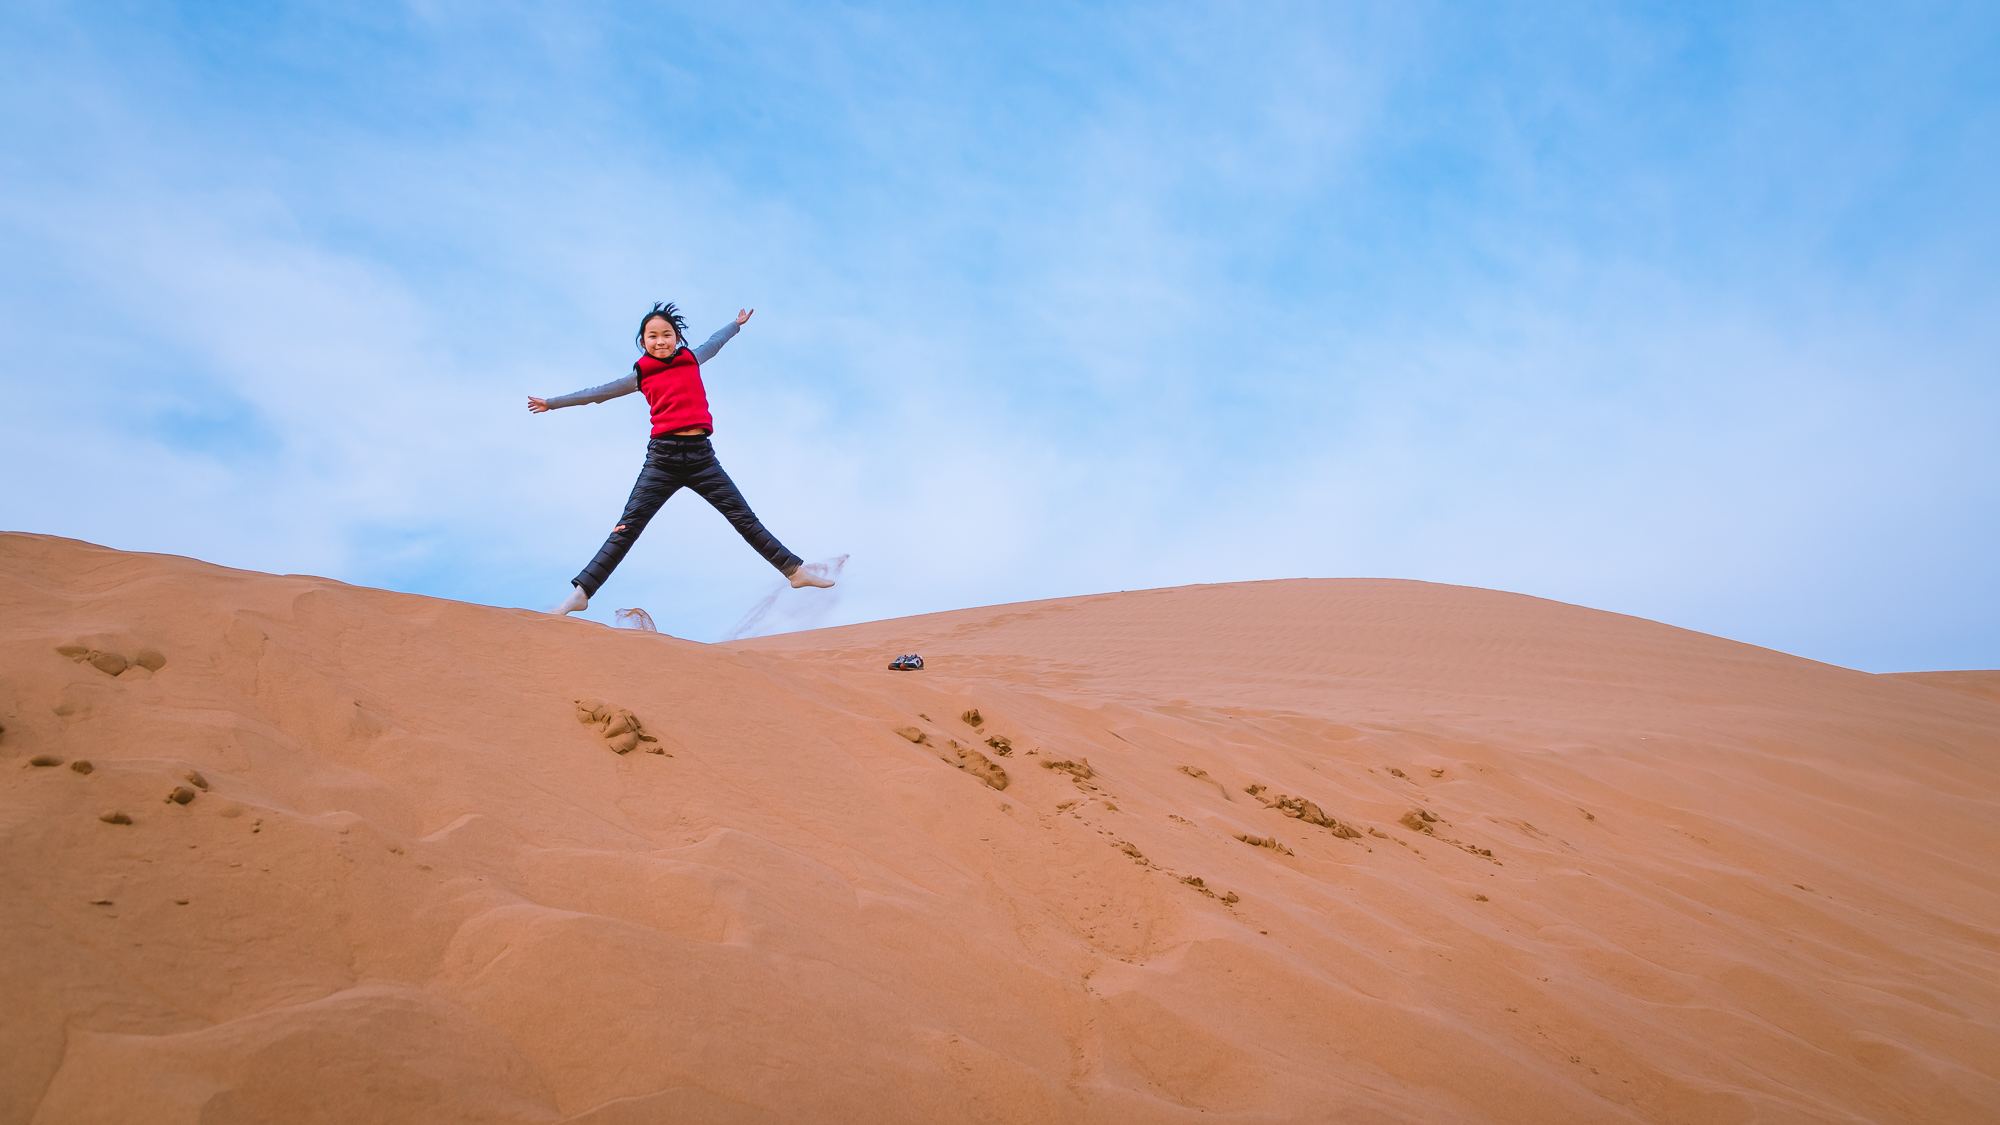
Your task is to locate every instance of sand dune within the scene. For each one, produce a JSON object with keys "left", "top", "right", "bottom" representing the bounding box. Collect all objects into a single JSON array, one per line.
[
  {"left": 3, "top": 531, "right": 1997, "bottom": 1124},
  {"left": 1887, "top": 669, "right": 2000, "bottom": 707}
]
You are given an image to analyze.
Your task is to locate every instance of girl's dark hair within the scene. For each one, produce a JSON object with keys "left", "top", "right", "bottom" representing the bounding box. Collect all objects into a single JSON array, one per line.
[{"left": 635, "top": 302, "right": 689, "bottom": 351}]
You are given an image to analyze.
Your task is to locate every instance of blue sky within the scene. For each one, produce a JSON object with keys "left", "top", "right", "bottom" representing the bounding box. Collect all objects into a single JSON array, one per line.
[{"left": 3, "top": 1, "right": 1996, "bottom": 671}]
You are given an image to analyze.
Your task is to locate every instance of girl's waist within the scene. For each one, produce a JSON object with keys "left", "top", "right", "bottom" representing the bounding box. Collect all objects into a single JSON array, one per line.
[{"left": 647, "top": 430, "right": 713, "bottom": 449}]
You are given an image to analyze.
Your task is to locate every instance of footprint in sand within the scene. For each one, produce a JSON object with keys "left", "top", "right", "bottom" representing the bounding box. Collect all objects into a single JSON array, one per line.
[
  {"left": 56, "top": 644, "right": 167, "bottom": 678},
  {"left": 1177, "top": 765, "right": 1231, "bottom": 800},
  {"left": 1041, "top": 758, "right": 1103, "bottom": 797},
  {"left": 168, "top": 786, "right": 197, "bottom": 805},
  {"left": 71, "top": 760, "right": 93, "bottom": 775},
  {"left": 941, "top": 739, "right": 1008, "bottom": 791},
  {"left": 29, "top": 755, "right": 63, "bottom": 768},
  {"left": 1395, "top": 808, "right": 1498, "bottom": 860},
  {"left": 99, "top": 810, "right": 132, "bottom": 825},
  {"left": 895, "top": 721, "right": 1006, "bottom": 788},
  {"left": 1235, "top": 833, "right": 1295, "bottom": 855},
  {"left": 576, "top": 698, "right": 664, "bottom": 755},
  {"left": 61, "top": 646, "right": 125, "bottom": 676},
  {"left": 948, "top": 710, "right": 1018, "bottom": 757},
  {"left": 1176, "top": 875, "right": 1237, "bottom": 903},
  {"left": 1041, "top": 758, "right": 1094, "bottom": 781},
  {"left": 185, "top": 770, "right": 208, "bottom": 790},
  {"left": 1247, "top": 784, "right": 1363, "bottom": 839}
]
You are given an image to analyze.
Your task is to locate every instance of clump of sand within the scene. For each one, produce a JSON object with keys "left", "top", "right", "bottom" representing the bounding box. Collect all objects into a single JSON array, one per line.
[{"left": 3, "top": 531, "right": 1997, "bottom": 1124}]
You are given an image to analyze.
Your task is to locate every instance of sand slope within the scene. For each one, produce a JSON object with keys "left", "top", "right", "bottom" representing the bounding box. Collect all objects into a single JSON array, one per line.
[
  {"left": 1887, "top": 670, "right": 2000, "bottom": 707},
  {"left": 3, "top": 532, "right": 1997, "bottom": 1124}
]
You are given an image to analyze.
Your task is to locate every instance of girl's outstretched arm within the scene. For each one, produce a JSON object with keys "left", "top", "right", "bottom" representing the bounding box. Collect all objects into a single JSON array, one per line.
[
  {"left": 529, "top": 373, "right": 641, "bottom": 413},
  {"left": 691, "top": 316, "right": 749, "bottom": 365}
]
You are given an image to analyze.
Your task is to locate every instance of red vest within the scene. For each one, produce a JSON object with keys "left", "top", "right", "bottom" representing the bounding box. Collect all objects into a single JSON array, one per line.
[{"left": 634, "top": 349, "right": 714, "bottom": 436}]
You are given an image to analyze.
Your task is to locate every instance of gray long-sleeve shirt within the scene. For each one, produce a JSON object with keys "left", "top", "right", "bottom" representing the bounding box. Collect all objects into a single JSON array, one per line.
[{"left": 545, "top": 321, "right": 740, "bottom": 409}]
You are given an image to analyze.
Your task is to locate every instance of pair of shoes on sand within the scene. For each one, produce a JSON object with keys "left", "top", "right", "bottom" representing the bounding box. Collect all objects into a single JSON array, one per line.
[
  {"left": 888, "top": 654, "right": 924, "bottom": 671},
  {"left": 552, "top": 564, "right": 835, "bottom": 616}
]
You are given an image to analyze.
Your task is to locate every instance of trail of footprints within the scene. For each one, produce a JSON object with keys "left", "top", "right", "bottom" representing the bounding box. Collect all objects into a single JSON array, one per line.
[
  {"left": 886, "top": 700, "right": 1511, "bottom": 918},
  {"left": 24, "top": 749, "right": 220, "bottom": 827},
  {"left": 893, "top": 710, "right": 1010, "bottom": 791},
  {"left": 32, "top": 640, "right": 682, "bottom": 825},
  {"left": 1201, "top": 765, "right": 1501, "bottom": 867},
  {"left": 891, "top": 707, "right": 1247, "bottom": 908},
  {"left": 33, "top": 626, "right": 1504, "bottom": 907},
  {"left": 25, "top": 641, "right": 200, "bottom": 825},
  {"left": 28, "top": 627, "right": 1506, "bottom": 937},
  {"left": 53, "top": 641, "right": 166, "bottom": 679}
]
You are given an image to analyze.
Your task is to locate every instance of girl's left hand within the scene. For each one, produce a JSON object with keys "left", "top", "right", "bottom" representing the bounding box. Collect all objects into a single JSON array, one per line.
[{"left": 736, "top": 308, "right": 755, "bottom": 325}]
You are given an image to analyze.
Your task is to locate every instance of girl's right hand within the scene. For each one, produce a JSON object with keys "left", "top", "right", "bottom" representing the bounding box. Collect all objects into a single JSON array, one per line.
[{"left": 527, "top": 397, "right": 550, "bottom": 413}]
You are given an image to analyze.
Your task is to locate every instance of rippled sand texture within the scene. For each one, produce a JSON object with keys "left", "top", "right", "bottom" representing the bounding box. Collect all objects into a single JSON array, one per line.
[{"left": 4, "top": 531, "right": 1997, "bottom": 1124}]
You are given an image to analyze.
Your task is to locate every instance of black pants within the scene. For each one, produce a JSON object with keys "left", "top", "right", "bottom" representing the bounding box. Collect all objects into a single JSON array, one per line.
[{"left": 572, "top": 434, "right": 803, "bottom": 597}]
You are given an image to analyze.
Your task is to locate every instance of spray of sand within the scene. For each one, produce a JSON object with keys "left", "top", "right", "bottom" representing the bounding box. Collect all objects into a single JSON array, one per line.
[
  {"left": 613, "top": 607, "right": 658, "bottom": 632},
  {"left": 725, "top": 554, "right": 849, "bottom": 640}
]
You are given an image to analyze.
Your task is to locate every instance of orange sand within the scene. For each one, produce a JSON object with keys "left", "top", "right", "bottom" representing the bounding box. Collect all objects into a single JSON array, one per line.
[{"left": 3, "top": 531, "right": 1997, "bottom": 1124}]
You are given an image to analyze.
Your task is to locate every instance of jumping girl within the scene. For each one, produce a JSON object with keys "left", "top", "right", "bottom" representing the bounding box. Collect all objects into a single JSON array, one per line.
[{"left": 528, "top": 302, "right": 833, "bottom": 616}]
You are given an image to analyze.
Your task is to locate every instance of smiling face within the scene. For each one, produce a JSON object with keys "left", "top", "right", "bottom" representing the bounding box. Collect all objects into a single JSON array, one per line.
[{"left": 641, "top": 316, "right": 681, "bottom": 360}]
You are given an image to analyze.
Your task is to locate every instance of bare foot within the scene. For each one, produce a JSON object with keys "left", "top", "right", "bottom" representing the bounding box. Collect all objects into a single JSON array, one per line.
[
  {"left": 788, "top": 565, "right": 835, "bottom": 589},
  {"left": 553, "top": 584, "right": 589, "bottom": 614}
]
